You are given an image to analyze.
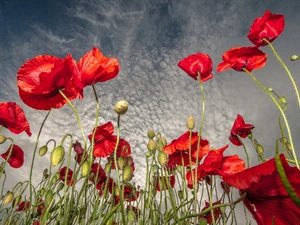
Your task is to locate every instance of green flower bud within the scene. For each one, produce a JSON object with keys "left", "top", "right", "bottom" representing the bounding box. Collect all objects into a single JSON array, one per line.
[
  {"left": 178, "top": 190, "right": 184, "bottom": 199},
  {"left": 247, "top": 131, "right": 253, "bottom": 139},
  {"left": 161, "top": 137, "right": 167, "bottom": 147},
  {"left": 52, "top": 172, "right": 60, "bottom": 184},
  {"left": 39, "top": 145, "right": 48, "bottom": 156},
  {"left": 114, "top": 100, "right": 128, "bottom": 115},
  {"left": 145, "top": 151, "right": 152, "bottom": 158},
  {"left": 57, "top": 183, "right": 64, "bottom": 192},
  {"left": 0, "top": 135, "right": 7, "bottom": 144},
  {"left": 256, "top": 144, "right": 264, "bottom": 154},
  {"left": 50, "top": 145, "right": 65, "bottom": 167},
  {"left": 186, "top": 116, "right": 195, "bottom": 130},
  {"left": 220, "top": 206, "right": 226, "bottom": 213},
  {"left": 127, "top": 209, "right": 136, "bottom": 222},
  {"left": 287, "top": 142, "right": 292, "bottom": 152},
  {"left": 105, "top": 162, "right": 112, "bottom": 173},
  {"left": 43, "top": 168, "right": 48, "bottom": 178},
  {"left": 152, "top": 164, "right": 159, "bottom": 173},
  {"left": 81, "top": 161, "right": 90, "bottom": 177},
  {"left": 3, "top": 192, "right": 14, "bottom": 205},
  {"left": 290, "top": 55, "right": 299, "bottom": 61},
  {"left": 199, "top": 218, "right": 207, "bottom": 225},
  {"left": 147, "top": 139, "right": 156, "bottom": 151},
  {"left": 280, "top": 97, "right": 287, "bottom": 104},
  {"left": 147, "top": 130, "right": 156, "bottom": 139},
  {"left": 123, "top": 165, "right": 133, "bottom": 182},
  {"left": 45, "top": 190, "right": 53, "bottom": 205},
  {"left": 267, "top": 87, "right": 273, "bottom": 92},
  {"left": 12, "top": 195, "right": 21, "bottom": 208},
  {"left": 157, "top": 151, "right": 168, "bottom": 166},
  {"left": 117, "top": 157, "right": 126, "bottom": 170}
]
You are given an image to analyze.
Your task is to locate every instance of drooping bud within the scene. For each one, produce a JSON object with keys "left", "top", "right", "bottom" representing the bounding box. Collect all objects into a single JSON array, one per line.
[
  {"left": 152, "top": 164, "right": 159, "bottom": 173},
  {"left": 122, "top": 165, "right": 133, "bottom": 182},
  {"left": 12, "top": 195, "right": 21, "bottom": 208},
  {"left": 290, "top": 54, "right": 299, "bottom": 61},
  {"left": 117, "top": 157, "right": 126, "bottom": 170},
  {"left": 157, "top": 151, "right": 168, "bottom": 166},
  {"left": 50, "top": 145, "right": 65, "bottom": 167},
  {"left": 145, "top": 151, "right": 152, "bottom": 158},
  {"left": 147, "top": 139, "right": 156, "bottom": 151},
  {"left": 161, "top": 137, "right": 167, "bottom": 147},
  {"left": 147, "top": 130, "right": 156, "bottom": 139},
  {"left": 280, "top": 97, "right": 287, "bottom": 104},
  {"left": 247, "top": 130, "right": 253, "bottom": 139},
  {"left": 52, "top": 172, "right": 60, "bottom": 184},
  {"left": 43, "top": 168, "right": 49, "bottom": 179},
  {"left": 256, "top": 144, "right": 264, "bottom": 154},
  {"left": 105, "top": 162, "right": 112, "bottom": 173},
  {"left": 0, "top": 135, "right": 7, "bottom": 144},
  {"left": 39, "top": 145, "right": 48, "bottom": 156},
  {"left": 114, "top": 100, "right": 128, "bottom": 115},
  {"left": 186, "top": 116, "right": 195, "bottom": 130},
  {"left": 2, "top": 192, "right": 14, "bottom": 205},
  {"left": 81, "top": 161, "right": 90, "bottom": 177},
  {"left": 45, "top": 190, "right": 53, "bottom": 205}
]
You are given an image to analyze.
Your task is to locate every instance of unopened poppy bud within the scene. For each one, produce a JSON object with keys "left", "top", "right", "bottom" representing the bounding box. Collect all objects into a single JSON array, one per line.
[
  {"left": 52, "top": 172, "right": 60, "bottom": 184},
  {"left": 50, "top": 145, "right": 65, "bottom": 167},
  {"left": 178, "top": 190, "right": 184, "bottom": 199},
  {"left": 114, "top": 100, "right": 128, "bottom": 115},
  {"left": 12, "top": 195, "right": 21, "bottom": 208},
  {"left": 43, "top": 169, "right": 49, "bottom": 179},
  {"left": 105, "top": 162, "right": 112, "bottom": 173},
  {"left": 161, "top": 137, "right": 167, "bottom": 147},
  {"left": 127, "top": 209, "right": 136, "bottom": 222},
  {"left": 176, "top": 166, "right": 183, "bottom": 173},
  {"left": 2, "top": 192, "right": 14, "bottom": 205},
  {"left": 57, "top": 183, "right": 64, "bottom": 191},
  {"left": 199, "top": 218, "right": 207, "bottom": 225},
  {"left": 147, "top": 139, "right": 156, "bottom": 151},
  {"left": 220, "top": 206, "right": 226, "bottom": 213},
  {"left": 117, "top": 157, "right": 126, "bottom": 169},
  {"left": 290, "top": 54, "right": 299, "bottom": 61},
  {"left": 39, "top": 188, "right": 45, "bottom": 196},
  {"left": 0, "top": 135, "right": 7, "bottom": 144},
  {"left": 186, "top": 116, "right": 195, "bottom": 130},
  {"left": 256, "top": 144, "right": 264, "bottom": 154},
  {"left": 286, "top": 142, "right": 292, "bottom": 152},
  {"left": 123, "top": 165, "right": 133, "bottom": 182},
  {"left": 280, "top": 97, "right": 287, "bottom": 104},
  {"left": 145, "top": 151, "right": 152, "bottom": 158},
  {"left": 39, "top": 145, "right": 48, "bottom": 156},
  {"left": 267, "top": 87, "right": 273, "bottom": 92},
  {"left": 81, "top": 161, "right": 90, "bottom": 177},
  {"left": 152, "top": 164, "right": 159, "bottom": 173},
  {"left": 45, "top": 190, "right": 53, "bottom": 205},
  {"left": 157, "top": 151, "right": 168, "bottom": 166},
  {"left": 247, "top": 131, "right": 252, "bottom": 139},
  {"left": 147, "top": 130, "right": 156, "bottom": 139}
]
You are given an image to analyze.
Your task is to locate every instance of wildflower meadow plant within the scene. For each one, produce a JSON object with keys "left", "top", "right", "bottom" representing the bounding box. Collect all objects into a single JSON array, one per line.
[{"left": 0, "top": 10, "right": 300, "bottom": 225}]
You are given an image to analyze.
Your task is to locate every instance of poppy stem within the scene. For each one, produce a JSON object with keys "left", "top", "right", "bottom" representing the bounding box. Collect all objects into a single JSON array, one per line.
[
  {"left": 243, "top": 69, "right": 299, "bottom": 169},
  {"left": 263, "top": 38, "right": 300, "bottom": 110},
  {"left": 237, "top": 135, "right": 250, "bottom": 168}
]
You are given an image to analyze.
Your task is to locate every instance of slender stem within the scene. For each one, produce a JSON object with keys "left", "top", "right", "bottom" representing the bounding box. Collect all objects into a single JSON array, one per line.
[
  {"left": 264, "top": 38, "right": 300, "bottom": 108},
  {"left": 237, "top": 135, "right": 250, "bottom": 168},
  {"left": 243, "top": 69, "right": 299, "bottom": 168}
]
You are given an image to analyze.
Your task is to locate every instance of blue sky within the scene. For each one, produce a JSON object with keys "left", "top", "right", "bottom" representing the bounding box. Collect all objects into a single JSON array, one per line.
[{"left": 1, "top": 0, "right": 300, "bottom": 223}]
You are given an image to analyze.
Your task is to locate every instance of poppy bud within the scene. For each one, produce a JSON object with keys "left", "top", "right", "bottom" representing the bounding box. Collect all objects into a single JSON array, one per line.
[
  {"left": 123, "top": 165, "right": 133, "bottom": 182},
  {"left": 157, "top": 151, "right": 168, "bottom": 166},
  {"left": 43, "top": 168, "right": 49, "bottom": 179},
  {"left": 199, "top": 218, "right": 207, "bottom": 225},
  {"left": 186, "top": 116, "right": 195, "bottom": 130},
  {"left": 0, "top": 135, "right": 7, "bottom": 144},
  {"left": 290, "top": 55, "right": 299, "bottom": 61},
  {"left": 12, "top": 195, "right": 21, "bottom": 208},
  {"left": 39, "top": 188, "right": 45, "bottom": 196},
  {"left": 114, "top": 100, "right": 128, "bottom": 115},
  {"left": 39, "top": 145, "right": 48, "bottom": 156},
  {"left": 145, "top": 151, "right": 152, "bottom": 158},
  {"left": 50, "top": 145, "right": 65, "bottom": 167},
  {"left": 128, "top": 209, "right": 136, "bottom": 222},
  {"left": 176, "top": 166, "right": 183, "bottom": 173},
  {"left": 256, "top": 143, "right": 264, "bottom": 154},
  {"left": 280, "top": 97, "right": 287, "bottom": 104},
  {"left": 220, "top": 206, "right": 226, "bottom": 213},
  {"left": 147, "top": 130, "right": 156, "bottom": 139},
  {"left": 105, "top": 162, "right": 112, "bottom": 173},
  {"left": 161, "top": 137, "right": 167, "bottom": 146},
  {"left": 45, "top": 190, "right": 53, "bottom": 205},
  {"left": 286, "top": 142, "right": 292, "bottom": 152},
  {"left": 178, "top": 190, "right": 184, "bottom": 199},
  {"left": 247, "top": 131, "right": 253, "bottom": 139},
  {"left": 117, "top": 157, "right": 126, "bottom": 169},
  {"left": 152, "top": 164, "right": 159, "bottom": 173},
  {"left": 81, "top": 161, "right": 90, "bottom": 177},
  {"left": 147, "top": 139, "right": 156, "bottom": 151},
  {"left": 57, "top": 183, "right": 64, "bottom": 191},
  {"left": 267, "top": 87, "right": 273, "bottom": 92},
  {"left": 52, "top": 172, "right": 60, "bottom": 184},
  {"left": 2, "top": 192, "right": 14, "bottom": 205}
]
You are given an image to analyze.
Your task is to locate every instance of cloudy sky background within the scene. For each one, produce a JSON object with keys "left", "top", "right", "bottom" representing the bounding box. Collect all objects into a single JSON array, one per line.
[{"left": 1, "top": 0, "right": 300, "bottom": 223}]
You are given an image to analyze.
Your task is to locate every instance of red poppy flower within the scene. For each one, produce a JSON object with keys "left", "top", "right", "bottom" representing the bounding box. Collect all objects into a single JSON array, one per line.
[
  {"left": 59, "top": 167, "right": 74, "bottom": 186},
  {"left": 155, "top": 175, "right": 176, "bottom": 191},
  {"left": 229, "top": 114, "right": 254, "bottom": 146},
  {"left": 0, "top": 102, "right": 31, "bottom": 136},
  {"left": 17, "top": 54, "right": 83, "bottom": 110},
  {"left": 77, "top": 47, "right": 120, "bottom": 87},
  {"left": 163, "top": 131, "right": 210, "bottom": 166},
  {"left": 89, "top": 162, "right": 107, "bottom": 185},
  {"left": 89, "top": 122, "right": 131, "bottom": 158},
  {"left": 217, "top": 46, "right": 267, "bottom": 72},
  {"left": 199, "top": 200, "right": 222, "bottom": 224},
  {"left": 17, "top": 200, "right": 30, "bottom": 212},
  {"left": 186, "top": 145, "right": 245, "bottom": 187},
  {"left": 1, "top": 144, "right": 24, "bottom": 168},
  {"left": 178, "top": 53, "right": 213, "bottom": 82},
  {"left": 223, "top": 154, "right": 300, "bottom": 225},
  {"left": 248, "top": 10, "right": 285, "bottom": 47},
  {"left": 115, "top": 184, "right": 140, "bottom": 203},
  {"left": 73, "top": 140, "right": 87, "bottom": 164}
]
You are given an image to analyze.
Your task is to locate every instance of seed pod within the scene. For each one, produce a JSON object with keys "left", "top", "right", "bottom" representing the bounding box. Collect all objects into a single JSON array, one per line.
[
  {"left": 45, "top": 190, "right": 53, "bottom": 205},
  {"left": 39, "top": 145, "right": 48, "bottom": 156},
  {"left": 50, "top": 145, "right": 65, "bottom": 167},
  {"left": 147, "top": 130, "right": 156, "bottom": 139},
  {"left": 147, "top": 139, "right": 156, "bottom": 151},
  {"left": 81, "top": 161, "right": 90, "bottom": 177},
  {"left": 123, "top": 165, "right": 133, "bottom": 182},
  {"left": 157, "top": 151, "right": 168, "bottom": 166},
  {"left": 114, "top": 100, "right": 128, "bottom": 115},
  {"left": 186, "top": 116, "right": 195, "bottom": 130},
  {"left": 2, "top": 192, "right": 14, "bottom": 205},
  {"left": 0, "top": 135, "right": 7, "bottom": 144}
]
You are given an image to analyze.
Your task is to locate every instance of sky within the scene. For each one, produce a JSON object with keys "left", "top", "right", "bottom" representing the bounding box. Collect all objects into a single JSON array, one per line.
[{"left": 1, "top": 0, "right": 300, "bottom": 223}]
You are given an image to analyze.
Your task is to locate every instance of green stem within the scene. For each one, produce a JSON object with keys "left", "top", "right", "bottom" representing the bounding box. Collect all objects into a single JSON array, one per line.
[
  {"left": 264, "top": 38, "right": 300, "bottom": 108},
  {"left": 237, "top": 135, "right": 250, "bottom": 168},
  {"left": 243, "top": 69, "right": 299, "bottom": 168}
]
